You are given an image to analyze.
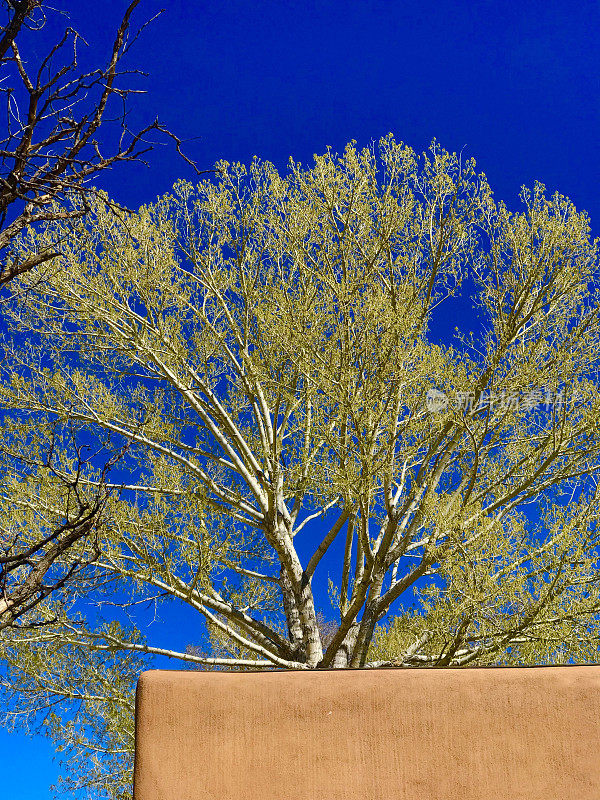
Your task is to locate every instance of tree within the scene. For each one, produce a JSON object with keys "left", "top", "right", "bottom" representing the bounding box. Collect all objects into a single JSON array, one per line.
[
  {"left": 0, "top": 418, "right": 129, "bottom": 631},
  {"left": 0, "top": 0, "right": 183, "bottom": 288},
  {"left": 1, "top": 134, "right": 600, "bottom": 795},
  {"left": 0, "top": 0, "right": 196, "bottom": 635}
]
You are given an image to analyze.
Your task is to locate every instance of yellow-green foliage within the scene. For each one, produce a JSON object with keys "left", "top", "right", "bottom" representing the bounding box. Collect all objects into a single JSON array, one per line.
[{"left": 1, "top": 134, "right": 600, "bottom": 797}]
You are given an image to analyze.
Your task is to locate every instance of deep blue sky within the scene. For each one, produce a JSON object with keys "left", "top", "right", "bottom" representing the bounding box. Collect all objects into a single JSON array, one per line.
[
  {"left": 2, "top": 0, "right": 599, "bottom": 796},
  {"left": 30, "top": 0, "right": 600, "bottom": 227}
]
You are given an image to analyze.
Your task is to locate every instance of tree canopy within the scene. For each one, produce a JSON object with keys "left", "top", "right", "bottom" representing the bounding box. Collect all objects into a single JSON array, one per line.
[{"left": 1, "top": 134, "right": 600, "bottom": 796}]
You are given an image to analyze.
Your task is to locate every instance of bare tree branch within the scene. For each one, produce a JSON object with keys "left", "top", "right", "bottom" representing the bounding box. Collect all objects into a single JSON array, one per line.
[{"left": 0, "top": 0, "right": 201, "bottom": 288}]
